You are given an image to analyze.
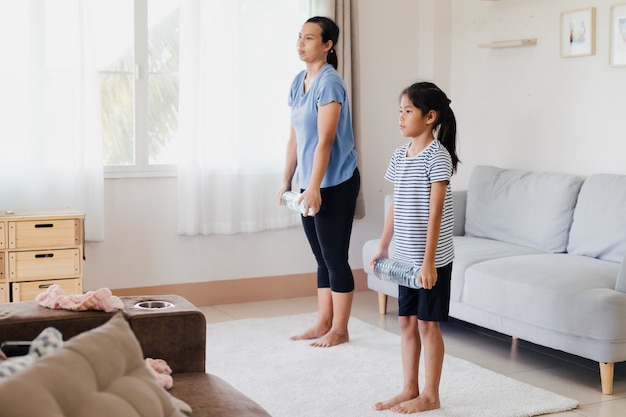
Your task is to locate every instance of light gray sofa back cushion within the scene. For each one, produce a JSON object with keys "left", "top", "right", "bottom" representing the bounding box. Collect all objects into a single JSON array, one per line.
[
  {"left": 568, "top": 174, "right": 626, "bottom": 263},
  {"left": 465, "top": 166, "right": 584, "bottom": 253}
]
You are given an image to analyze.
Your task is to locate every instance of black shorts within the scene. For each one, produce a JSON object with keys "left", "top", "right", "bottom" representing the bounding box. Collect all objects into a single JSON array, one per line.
[{"left": 398, "top": 262, "right": 452, "bottom": 321}]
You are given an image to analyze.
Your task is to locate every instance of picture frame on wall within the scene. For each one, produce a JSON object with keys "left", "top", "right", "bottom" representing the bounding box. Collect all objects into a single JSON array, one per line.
[
  {"left": 560, "top": 7, "right": 596, "bottom": 58},
  {"left": 610, "top": 3, "right": 626, "bottom": 66}
]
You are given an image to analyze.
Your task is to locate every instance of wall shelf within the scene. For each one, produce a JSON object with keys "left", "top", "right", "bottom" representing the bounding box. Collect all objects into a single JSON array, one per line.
[{"left": 479, "top": 38, "right": 537, "bottom": 48}]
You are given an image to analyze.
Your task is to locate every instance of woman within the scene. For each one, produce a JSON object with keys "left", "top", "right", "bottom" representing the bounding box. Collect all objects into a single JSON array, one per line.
[{"left": 278, "top": 16, "right": 360, "bottom": 348}]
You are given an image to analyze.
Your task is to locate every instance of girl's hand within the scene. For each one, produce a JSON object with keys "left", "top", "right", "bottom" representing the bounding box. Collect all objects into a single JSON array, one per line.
[
  {"left": 369, "top": 248, "right": 389, "bottom": 269},
  {"left": 419, "top": 263, "right": 438, "bottom": 290},
  {"left": 300, "top": 187, "right": 321, "bottom": 216}
]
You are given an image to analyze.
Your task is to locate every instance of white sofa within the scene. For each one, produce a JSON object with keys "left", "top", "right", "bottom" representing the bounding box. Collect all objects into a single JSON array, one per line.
[{"left": 362, "top": 165, "right": 626, "bottom": 395}]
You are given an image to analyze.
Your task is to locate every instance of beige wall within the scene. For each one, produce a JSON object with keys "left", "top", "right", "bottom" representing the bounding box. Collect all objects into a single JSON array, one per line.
[
  {"left": 85, "top": 0, "right": 625, "bottom": 293},
  {"left": 451, "top": 0, "right": 626, "bottom": 190}
]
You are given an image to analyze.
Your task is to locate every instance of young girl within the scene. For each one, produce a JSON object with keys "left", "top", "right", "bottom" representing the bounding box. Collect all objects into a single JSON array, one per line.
[{"left": 370, "top": 82, "right": 459, "bottom": 413}]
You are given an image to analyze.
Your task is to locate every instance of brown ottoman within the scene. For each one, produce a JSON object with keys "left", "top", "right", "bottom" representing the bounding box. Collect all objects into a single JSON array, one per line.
[
  {"left": 0, "top": 301, "right": 117, "bottom": 342},
  {"left": 120, "top": 295, "right": 206, "bottom": 373}
]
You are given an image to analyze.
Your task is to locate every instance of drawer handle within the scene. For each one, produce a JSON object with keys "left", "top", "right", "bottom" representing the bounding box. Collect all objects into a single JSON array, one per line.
[
  {"left": 35, "top": 253, "right": 54, "bottom": 259},
  {"left": 35, "top": 223, "right": 54, "bottom": 228},
  {"left": 38, "top": 284, "right": 52, "bottom": 289}
]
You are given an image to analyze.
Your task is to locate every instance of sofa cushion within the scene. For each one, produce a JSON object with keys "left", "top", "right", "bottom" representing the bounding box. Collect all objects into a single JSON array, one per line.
[
  {"left": 462, "top": 254, "right": 626, "bottom": 343},
  {"left": 465, "top": 166, "right": 584, "bottom": 253},
  {"left": 453, "top": 236, "right": 545, "bottom": 302},
  {"left": 567, "top": 174, "right": 626, "bottom": 263},
  {"left": 0, "top": 313, "right": 186, "bottom": 417},
  {"left": 617, "top": 253, "right": 626, "bottom": 294}
]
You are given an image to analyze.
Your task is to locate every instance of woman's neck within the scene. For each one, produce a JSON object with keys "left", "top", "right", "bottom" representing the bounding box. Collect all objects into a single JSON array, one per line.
[
  {"left": 303, "top": 60, "right": 326, "bottom": 93},
  {"left": 305, "top": 60, "right": 326, "bottom": 79}
]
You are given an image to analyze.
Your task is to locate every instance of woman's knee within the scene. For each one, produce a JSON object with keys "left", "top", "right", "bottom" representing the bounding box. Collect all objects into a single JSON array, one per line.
[{"left": 329, "top": 272, "right": 354, "bottom": 293}]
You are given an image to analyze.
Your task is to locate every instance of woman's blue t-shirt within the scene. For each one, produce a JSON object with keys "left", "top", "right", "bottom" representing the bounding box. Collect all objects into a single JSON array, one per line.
[{"left": 288, "top": 64, "right": 357, "bottom": 189}]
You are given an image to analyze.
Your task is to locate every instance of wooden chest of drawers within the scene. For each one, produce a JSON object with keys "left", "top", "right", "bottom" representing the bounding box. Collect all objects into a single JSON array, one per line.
[{"left": 0, "top": 209, "right": 84, "bottom": 303}]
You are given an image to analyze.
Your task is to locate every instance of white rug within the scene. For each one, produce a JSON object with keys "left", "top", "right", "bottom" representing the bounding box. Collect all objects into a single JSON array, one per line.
[{"left": 206, "top": 313, "right": 579, "bottom": 417}]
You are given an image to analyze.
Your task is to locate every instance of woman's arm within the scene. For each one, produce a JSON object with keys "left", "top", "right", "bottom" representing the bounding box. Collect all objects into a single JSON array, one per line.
[
  {"left": 278, "top": 125, "right": 298, "bottom": 204},
  {"left": 300, "top": 101, "right": 341, "bottom": 215}
]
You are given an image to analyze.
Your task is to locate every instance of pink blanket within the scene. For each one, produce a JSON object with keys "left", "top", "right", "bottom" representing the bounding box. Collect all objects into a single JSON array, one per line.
[
  {"left": 145, "top": 358, "right": 173, "bottom": 389},
  {"left": 35, "top": 284, "right": 125, "bottom": 313}
]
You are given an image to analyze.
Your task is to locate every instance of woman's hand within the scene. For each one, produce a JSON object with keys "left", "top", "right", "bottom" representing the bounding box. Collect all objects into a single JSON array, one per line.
[
  {"left": 300, "top": 187, "right": 321, "bottom": 216},
  {"left": 277, "top": 184, "right": 291, "bottom": 205}
]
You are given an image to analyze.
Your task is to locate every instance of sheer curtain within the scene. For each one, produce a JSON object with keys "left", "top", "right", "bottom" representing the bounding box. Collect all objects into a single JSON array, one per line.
[
  {"left": 314, "top": 0, "right": 365, "bottom": 219},
  {"left": 0, "top": 1, "right": 104, "bottom": 241},
  {"left": 177, "top": 0, "right": 360, "bottom": 235},
  {"left": 177, "top": 0, "right": 312, "bottom": 235}
]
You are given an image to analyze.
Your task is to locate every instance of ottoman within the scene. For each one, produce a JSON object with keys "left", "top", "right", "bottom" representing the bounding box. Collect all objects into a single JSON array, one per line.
[{"left": 121, "top": 294, "right": 207, "bottom": 373}]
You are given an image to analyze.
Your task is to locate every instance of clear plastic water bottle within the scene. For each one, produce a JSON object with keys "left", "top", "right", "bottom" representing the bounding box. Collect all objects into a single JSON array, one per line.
[
  {"left": 373, "top": 258, "right": 422, "bottom": 289},
  {"left": 282, "top": 191, "right": 314, "bottom": 216}
]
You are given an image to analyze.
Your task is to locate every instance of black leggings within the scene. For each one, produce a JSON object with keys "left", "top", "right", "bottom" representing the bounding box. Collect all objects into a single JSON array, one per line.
[{"left": 301, "top": 168, "right": 360, "bottom": 293}]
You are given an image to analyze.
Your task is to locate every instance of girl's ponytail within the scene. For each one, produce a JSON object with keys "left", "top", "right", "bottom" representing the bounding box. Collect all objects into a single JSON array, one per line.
[{"left": 438, "top": 105, "right": 459, "bottom": 172}]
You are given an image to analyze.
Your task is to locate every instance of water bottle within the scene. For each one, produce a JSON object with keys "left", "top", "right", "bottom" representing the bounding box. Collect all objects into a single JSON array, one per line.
[
  {"left": 373, "top": 258, "right": 422, "bottom": 289},
  {"left": 282, "top": 191, "right": 314, "bottom": 216}
]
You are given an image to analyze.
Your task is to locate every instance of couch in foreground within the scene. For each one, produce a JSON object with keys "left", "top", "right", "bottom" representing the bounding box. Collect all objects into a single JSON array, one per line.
[
  {"left": 363, "top": 165, "right": 626, "bottom": 395},
  {"left": 0, "top": 295, "right": 271, "bottom": 417}
]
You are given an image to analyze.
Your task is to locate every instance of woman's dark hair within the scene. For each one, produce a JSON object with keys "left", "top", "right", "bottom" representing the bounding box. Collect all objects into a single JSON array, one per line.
[
  {"left": 401, "top": 82, "right": 460, "bottom": 172},
  {"left": 307, "top": 16, "right": 339, "bottom": 69}
]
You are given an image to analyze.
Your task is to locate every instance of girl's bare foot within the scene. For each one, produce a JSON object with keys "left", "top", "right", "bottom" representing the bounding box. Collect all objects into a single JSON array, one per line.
[
  {"left": 374, "top": 391, "right": 418, "bottom": 411},
  {"left": 391, "top": 395, "right": 440, "bottom": 414},
  {"left": 310, "top": 329, "right": 349, "bottom": 347},
  {"left": 290, "top": 323, "right": 330, "bottom": 341}
]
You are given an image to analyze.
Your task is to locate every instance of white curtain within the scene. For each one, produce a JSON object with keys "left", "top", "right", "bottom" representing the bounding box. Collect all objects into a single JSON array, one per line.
[
  {"left": 177, "top": 0, "right": 312, "bottom": 235},
  {"left": 0, "top": 1, "right": 104, "bottom": 241},
  {"left": 177, "top": 0, "right": 360, "bottom": 235},
  {"left": 314, "top": 0, "right": 365, "bottom": 219}
]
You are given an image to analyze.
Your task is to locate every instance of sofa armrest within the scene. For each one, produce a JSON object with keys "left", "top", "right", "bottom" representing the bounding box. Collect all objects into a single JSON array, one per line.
[
  {"left": 121, "top": 295, "right": 207, "bottom": 373},
  {"left": 384, "top": 194, "right": 393, "bottom": 213},
  {"left": 452, "top": 190, "right": 467, "bottom": 236},
  {"left": 616, "top": 253, "right": 626, "bottom": 293}
]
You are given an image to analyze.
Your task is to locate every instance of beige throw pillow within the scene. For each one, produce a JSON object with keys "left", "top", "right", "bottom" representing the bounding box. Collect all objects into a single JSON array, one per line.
[{"left": 0, "top": 313, "right": 186, "bottom": 417}]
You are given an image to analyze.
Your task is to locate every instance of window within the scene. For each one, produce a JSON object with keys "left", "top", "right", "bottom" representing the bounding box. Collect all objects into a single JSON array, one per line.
[
  {"left": 91, "top": 0, "right": 314, "bottom": 179},
  {"left": 91, "top": 0, "right": 180, "bottom": 177}
]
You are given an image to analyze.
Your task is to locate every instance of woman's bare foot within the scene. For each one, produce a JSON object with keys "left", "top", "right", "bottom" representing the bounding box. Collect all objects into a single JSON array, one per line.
[
  {"left": 391, "top": 395, "right": 440, "bottom": 414},
  {"left": 373, "top": 391, "right": 418, "bottom": 411},
  {"left": 310, "top": 328, "right": 349, "bottom": 347},
  {"left": 290, "top": 323, "right": 330, "bottom": 341}
]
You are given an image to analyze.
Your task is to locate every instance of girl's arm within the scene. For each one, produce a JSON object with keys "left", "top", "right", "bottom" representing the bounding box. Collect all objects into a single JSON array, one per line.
[
  {"left": 370, "top": 199, "right": 395, "bottom": 267},
  {"left": 421, "top": 180, "right": 447, "bottom": 289},
  {"left": 300, "top": 101, "right": 341, "bottom": 215},
  {"left": 278, "top": 125, "right": 298, "bottom": 204}
]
